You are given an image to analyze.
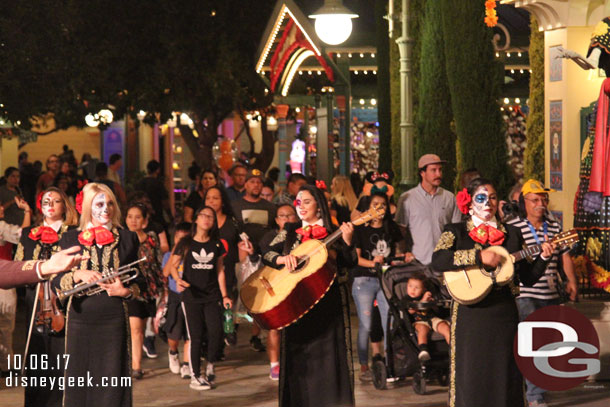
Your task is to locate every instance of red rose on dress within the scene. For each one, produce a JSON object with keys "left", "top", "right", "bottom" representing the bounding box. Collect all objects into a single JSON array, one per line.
[{"left": 456, "top": 188, "right": 472, "bottom": 215}]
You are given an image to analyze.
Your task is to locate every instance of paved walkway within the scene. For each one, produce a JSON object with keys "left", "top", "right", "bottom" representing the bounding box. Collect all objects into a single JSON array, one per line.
[{"left": 2, "top": 303, "right": 610, "bottom": 406}]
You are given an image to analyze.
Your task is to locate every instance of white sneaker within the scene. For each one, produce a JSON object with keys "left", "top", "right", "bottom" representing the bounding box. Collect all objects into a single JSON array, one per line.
[
  {"left": 180, "top": 364, "right": 191, "bottom": 379},
  {"left": 189, "top": 376, "right": 211, "bottom": 391},
  {"left": 168, "top": 351, "right": 180, "bottom": 374},
  {"left": 206, "top": 363, "right": 215, "bottom": 384}
]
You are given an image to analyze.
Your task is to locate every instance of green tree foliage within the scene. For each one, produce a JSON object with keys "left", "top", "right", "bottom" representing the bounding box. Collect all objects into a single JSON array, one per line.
[
  {"left": 524, "top": 16, "right": 545, "bottom": 181},
  {"left": 0, "top": 0, "right": 273, "bottom": 168},
  {"left": 440, "top": 0, "right": 513, "bottom": 196},
  {"left": 417, "top": 0, "right": 456, "bottom": 190},
  {"left": 376, "top": 1, "right": 391, "bottom": 173}
]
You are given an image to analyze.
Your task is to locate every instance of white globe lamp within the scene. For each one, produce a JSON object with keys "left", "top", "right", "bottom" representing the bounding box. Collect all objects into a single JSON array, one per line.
[{"left": 309, "top": 0, "right": 358, "bottom": 46}]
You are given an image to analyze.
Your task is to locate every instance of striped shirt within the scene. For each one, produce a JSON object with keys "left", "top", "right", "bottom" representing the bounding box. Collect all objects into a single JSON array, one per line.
[{"left": 507, "top": 217, "right": 567, "bottom": 300}]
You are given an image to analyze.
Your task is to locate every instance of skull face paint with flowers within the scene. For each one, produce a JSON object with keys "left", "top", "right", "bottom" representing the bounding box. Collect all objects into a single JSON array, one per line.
[
  {"left": 41, "top": 191, "right": 64, "bottom": 221},
  {"left": 470, "top": 185, "right": 498, "bottom": 222},
  {"left": 91, "top": 193, "right": 112, "bottom": 226},
  {"left": 294, "top": 190, "right": 318, "bottom": 223}
]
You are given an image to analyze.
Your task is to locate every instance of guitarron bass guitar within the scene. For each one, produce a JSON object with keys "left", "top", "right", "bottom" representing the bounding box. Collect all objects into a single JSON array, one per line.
[{"left": 240, "top": 206, "right": 385, "bottom": 330}]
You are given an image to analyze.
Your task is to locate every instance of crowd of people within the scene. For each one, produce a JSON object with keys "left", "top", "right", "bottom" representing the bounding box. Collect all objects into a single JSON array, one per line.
[{"left": 0, "top": 148, "right": 579, "bottom": 407}]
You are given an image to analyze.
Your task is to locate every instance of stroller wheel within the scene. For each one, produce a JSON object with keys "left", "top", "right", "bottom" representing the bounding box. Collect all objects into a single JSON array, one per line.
[
  {"left": 412, "top": 371, "right": 426, "bottom": 395},
  {"left": 372, "top": 359, "right": 387, "bottom": 390}
]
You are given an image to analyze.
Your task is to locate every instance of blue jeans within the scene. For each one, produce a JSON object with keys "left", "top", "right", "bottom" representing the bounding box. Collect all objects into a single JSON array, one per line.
[
  {"left": 352, "top": 276, "right": 389, "bottom": 365},
  {"left": 516, "top": 297, "right": 562, "bottom": 403}
]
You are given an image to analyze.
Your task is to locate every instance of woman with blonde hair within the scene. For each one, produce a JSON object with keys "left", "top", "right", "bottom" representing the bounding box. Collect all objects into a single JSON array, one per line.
[
  {"left": 15, "top": 186, "right": 77, "bottom": 407},
  {"left": 331, "top": 175, "right": 358, "bottom": 225},
  {"left": 53, "top": 182, "right": 141, "bottom": 407}
]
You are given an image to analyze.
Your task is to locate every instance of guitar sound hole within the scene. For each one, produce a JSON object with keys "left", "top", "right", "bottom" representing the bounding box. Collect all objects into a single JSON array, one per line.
[{"left": 291, "top": 257, "right": 310, "bottom": 273}]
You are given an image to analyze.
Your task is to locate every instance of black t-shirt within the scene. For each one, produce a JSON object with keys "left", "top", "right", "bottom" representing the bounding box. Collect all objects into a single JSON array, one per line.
[
  {"left": 352, "top": 223, "right": 403, "bottom": 278},
  {"left": 185, "top": 191, "right": 203, "bottom": 212},
  {"left": 181, "top": 239, "right": 226, "bottom": 303},
  {"left": 219, "top": 217, "right": 240, "bottom": 290},
  {"left": 231, "top": 198, "right": 277, "bottom": 251}
]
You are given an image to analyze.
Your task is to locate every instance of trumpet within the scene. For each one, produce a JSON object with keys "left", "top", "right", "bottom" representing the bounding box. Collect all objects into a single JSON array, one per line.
[{"left": 56, "top": 257, "right": 146, "bottom": 301}]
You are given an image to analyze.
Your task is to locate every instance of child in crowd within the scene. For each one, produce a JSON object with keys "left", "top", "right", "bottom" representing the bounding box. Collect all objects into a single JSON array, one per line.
[
  {"left": 404, "top": 274, "right": 450, "bottom": 361},
  {"left": 162, "top": 222, "right": 192, "bottom": 379},
  {"left": 169, "top": 207, "right": 232, "bottom": 390}
]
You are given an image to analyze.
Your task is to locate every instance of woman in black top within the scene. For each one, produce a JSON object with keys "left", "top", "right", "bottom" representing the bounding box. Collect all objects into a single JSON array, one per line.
[
  {"left": 431, "top": 178, "right": 552, "bottom": 407},
  {"left": 15, "top": 187, "right": 78, "bottom": 407},
  {"left": 53, "top": 182, "right": 141, "bottom": 407},
  {"left": 169, "top": 206, "right": 232, "bottom": 390},
  {"left": 184, "top": 169, "right": 218, "bottom": 223},
  {"left": 203, "top": 185, "right": 240, "bottom": 298},
  {"left": 351, "top": 191, "right": 409, "bottom": 381},
  {"left": 262, "top": 184, "right": 356, "bottom": 407}
]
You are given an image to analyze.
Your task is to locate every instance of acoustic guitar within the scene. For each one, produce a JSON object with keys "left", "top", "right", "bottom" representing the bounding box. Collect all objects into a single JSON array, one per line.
[
  {"left": 240, "top": 206, "right": 385, "bottom": 330},
  {"left": 443, "top": 229, "right": 579, "bottom": 305}
]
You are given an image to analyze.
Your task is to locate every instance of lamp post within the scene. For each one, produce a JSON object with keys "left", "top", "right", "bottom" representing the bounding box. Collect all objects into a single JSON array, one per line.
[
  {"left": 309, "top": 0, "right": 358, "bottom": 46},
  {"left": 390, "top": 0, "right": 415, "bottom": 186}
]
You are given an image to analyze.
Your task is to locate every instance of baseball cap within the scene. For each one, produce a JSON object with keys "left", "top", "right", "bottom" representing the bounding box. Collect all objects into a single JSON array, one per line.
[
  {"left": 418, "top": 154, "right": 447, "bottom": 169},
  {"left": 521, "top": 179, "right": 556, "bottom": 196},
  {"left": 245, "top": 168, "right": 264, "bottom": 182}
]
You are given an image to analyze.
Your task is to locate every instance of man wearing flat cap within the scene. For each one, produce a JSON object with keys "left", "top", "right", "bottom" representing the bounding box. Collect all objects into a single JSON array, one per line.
[{"left": 395, "top": 154, "right": 462, "bottom": 265}]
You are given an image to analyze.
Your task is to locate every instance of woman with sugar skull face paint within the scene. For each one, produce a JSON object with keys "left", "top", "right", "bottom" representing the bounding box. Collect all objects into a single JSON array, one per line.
[
  {"left": 52, "top": 183, "right": 141, "bottom": 407},
  {"left": 431, "top": 178, "right": 554, "bottom": 407},
  {"left": 262, "top": 184, "right": 357, "bottom": 407},
  {"left": 12, "top": 187, "right": 76, "bottom": 407}
]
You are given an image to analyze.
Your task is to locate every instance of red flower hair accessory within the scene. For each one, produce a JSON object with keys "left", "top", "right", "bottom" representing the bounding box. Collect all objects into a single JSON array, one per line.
[
  {"left": 36, "top": 191, "right": 44, "bottom": 213},
  {"left": 75, "top": 191, "right": 84, "bottom": 214},
  {"left": 456, "top": 188, "right": 472, "bottom": 215},
  {"left": 77, "top": 179, "right": 89, "bottom": 190},
  {"left": 315, "top": 180, "right": 327, "bottom": 191}
]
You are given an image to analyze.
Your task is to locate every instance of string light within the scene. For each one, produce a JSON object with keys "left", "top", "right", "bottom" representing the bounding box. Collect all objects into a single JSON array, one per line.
[
  {"left": 308, "top": 70, "right": 312, "bottom": 75},
  {"left": 518, "top": 52, "right": 522, "bottom": 57},
  {"left": 504, "top": 98, "right": 510, "bottom": 104},
  {"left": 370, "top": 98, "right": 377, "bottom": 106},
  {"left": 295, "top": 107, "right": 301, "bottom": 113},
  {"left": 371, "top": 53, "right": 375, "bottom": 58},
  {"left": 337, "top": 53, "right": 341, "bottom": 58},
  {"left": 348, "top": 53, "right": 352, "bottom": 58},
  {"left": 515, "top": 98, "right": 521, "bottom": 104},
  {"left": 299, "top": 71, "right": 303, "bottom": 75},
  {"left": 360, "top": 53, "right": 364, "bottom": 58},
  {"left": 507, "top": 52, "right": 511, "bottom": 57},
  {"left": 354, "top": 70, "right": 358, "bottom": 75},
  {"left": 359, "top": 99, "right": 365, "bottom": 105},
  {"left": 317, "top": 70, "right": 322, "bottom": 75},
  {"left": 511, "top": 69, "right": 515, "bottom": 74},
  {"left": 496, "top": 52, "right": 500, "bottom": 58},
  {"left": 373, "top": 70, "right": 377, "bottom": 75}
]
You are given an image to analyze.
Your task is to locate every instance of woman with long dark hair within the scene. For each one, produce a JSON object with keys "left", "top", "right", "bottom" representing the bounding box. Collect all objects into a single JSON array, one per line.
[
  {"left": 169, "top": 206, "right": 232, "bottom": 390},
  {"left": 262, "top": 184, "right": 356, "bottom": 407},
  {"left": 431, "top": 178, "right": 552, "bottom": 407},
  {"left": 184, "top": 169, "right": 218, "bottom": 223},
  {"left": 15, "top": 187, "right": 77, "bottom": 407},
  {"left": 351, "top": 191, "right": 409, "bottom": 381}
]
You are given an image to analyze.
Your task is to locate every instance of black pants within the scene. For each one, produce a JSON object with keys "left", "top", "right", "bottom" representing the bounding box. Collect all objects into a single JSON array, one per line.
[{"left": 182, "top": 301, "right": 223, "bottom": 377}]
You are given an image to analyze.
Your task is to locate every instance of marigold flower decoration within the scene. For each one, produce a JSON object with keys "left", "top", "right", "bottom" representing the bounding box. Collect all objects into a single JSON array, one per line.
[
  {"left": 484, "top": 0, "right": 498, "bottom": 27},
  {"left": 456, "top": 188, "right": 472, "bottom": 215},
  {"left": 315, "top": 180, "right": 327, "bottom": 191},
  {"left": 36, "top": 191, "right": 43, "bottom": 213}
]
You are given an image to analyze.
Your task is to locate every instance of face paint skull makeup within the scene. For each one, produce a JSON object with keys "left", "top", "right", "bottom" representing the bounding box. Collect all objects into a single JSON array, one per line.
[
  {"left": 471, "top": 186, "right": 492, "bottom": 222},
  {"left": 41, "top": 191, "right": 63, "bottom": 221},
  {"left": 295, "top": 190, "right": 318, "bottom": 223},
  {"left": 92, "top": 193, "right": 111, "bottom": 226}
]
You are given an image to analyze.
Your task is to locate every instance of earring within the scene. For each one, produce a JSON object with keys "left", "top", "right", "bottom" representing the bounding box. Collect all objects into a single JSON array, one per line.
[{"left": 468, "top": 209, "right": 473, "bottom": 216}]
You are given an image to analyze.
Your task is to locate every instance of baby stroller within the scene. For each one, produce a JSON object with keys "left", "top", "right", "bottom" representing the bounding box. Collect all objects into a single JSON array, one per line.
[{"left": 371, "top": 260, "right": 451, "bottom": 394}]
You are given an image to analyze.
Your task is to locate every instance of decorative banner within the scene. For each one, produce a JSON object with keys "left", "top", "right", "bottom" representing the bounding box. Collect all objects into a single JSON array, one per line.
[
  {"left": 549, "top": 46, "right": 563, "bottom": 82},
  {"left": 549, "top": 101, "right": 563, "bottom": 190},
  {"left": 551, "top": 210, "right": 563, "bottom": 229}
]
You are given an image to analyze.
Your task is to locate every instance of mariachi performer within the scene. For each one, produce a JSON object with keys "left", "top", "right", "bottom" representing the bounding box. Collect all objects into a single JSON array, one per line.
[
  {"left": 52, "top": 183, "right": 140, "bottom": 407},
  {"left": 15, "top": 187, "right": 78, "bottom": 407},
  {"left": 262, "top": 184, "right": 356, "bottom": 407},
  {"left": 559, "top": 18, "right": 610, "bottom": 292},
  {"left": 431, "top": 178, "right": 552, "bottom": 407}
]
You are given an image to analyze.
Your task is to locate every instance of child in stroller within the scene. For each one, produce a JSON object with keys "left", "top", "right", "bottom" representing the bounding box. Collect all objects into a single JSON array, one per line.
[
  {"left": 402, "top": 273, "right": 451, "bottom": 362},
  {"left": 372, "top": 260, "right": 450, "bottom": 395}
]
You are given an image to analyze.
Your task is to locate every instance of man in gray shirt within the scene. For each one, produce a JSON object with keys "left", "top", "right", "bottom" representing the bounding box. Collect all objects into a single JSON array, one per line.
[{"left": 395, "top": 154, "right": 462, "bottom": 265}]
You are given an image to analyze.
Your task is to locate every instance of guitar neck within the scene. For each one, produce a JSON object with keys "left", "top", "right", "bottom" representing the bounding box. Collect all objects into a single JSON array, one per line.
[
  {"left": 322, "top": 229, "right": 344, "bottom": 248},
  {"left": 512, "top": 244, "right": 542, "bottom": 262}
]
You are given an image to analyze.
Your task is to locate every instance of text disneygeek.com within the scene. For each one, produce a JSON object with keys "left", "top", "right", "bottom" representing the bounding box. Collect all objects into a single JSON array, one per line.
[{"left": 4, "top": 372, "right": 132, "bottom": 391}]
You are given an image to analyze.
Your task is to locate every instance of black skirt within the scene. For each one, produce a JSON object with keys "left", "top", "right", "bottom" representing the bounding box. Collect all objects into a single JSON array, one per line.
[
  {"left": 279, "top": 281, "right": 354, "bottom": 407},
  {"left": 450, "top": 287, "right": 525, "bottom": 407}
]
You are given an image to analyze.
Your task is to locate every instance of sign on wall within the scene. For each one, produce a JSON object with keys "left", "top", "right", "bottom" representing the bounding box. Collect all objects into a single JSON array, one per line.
[{"left": 549, "top": 101, "right": 563, "bottom": 190}]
